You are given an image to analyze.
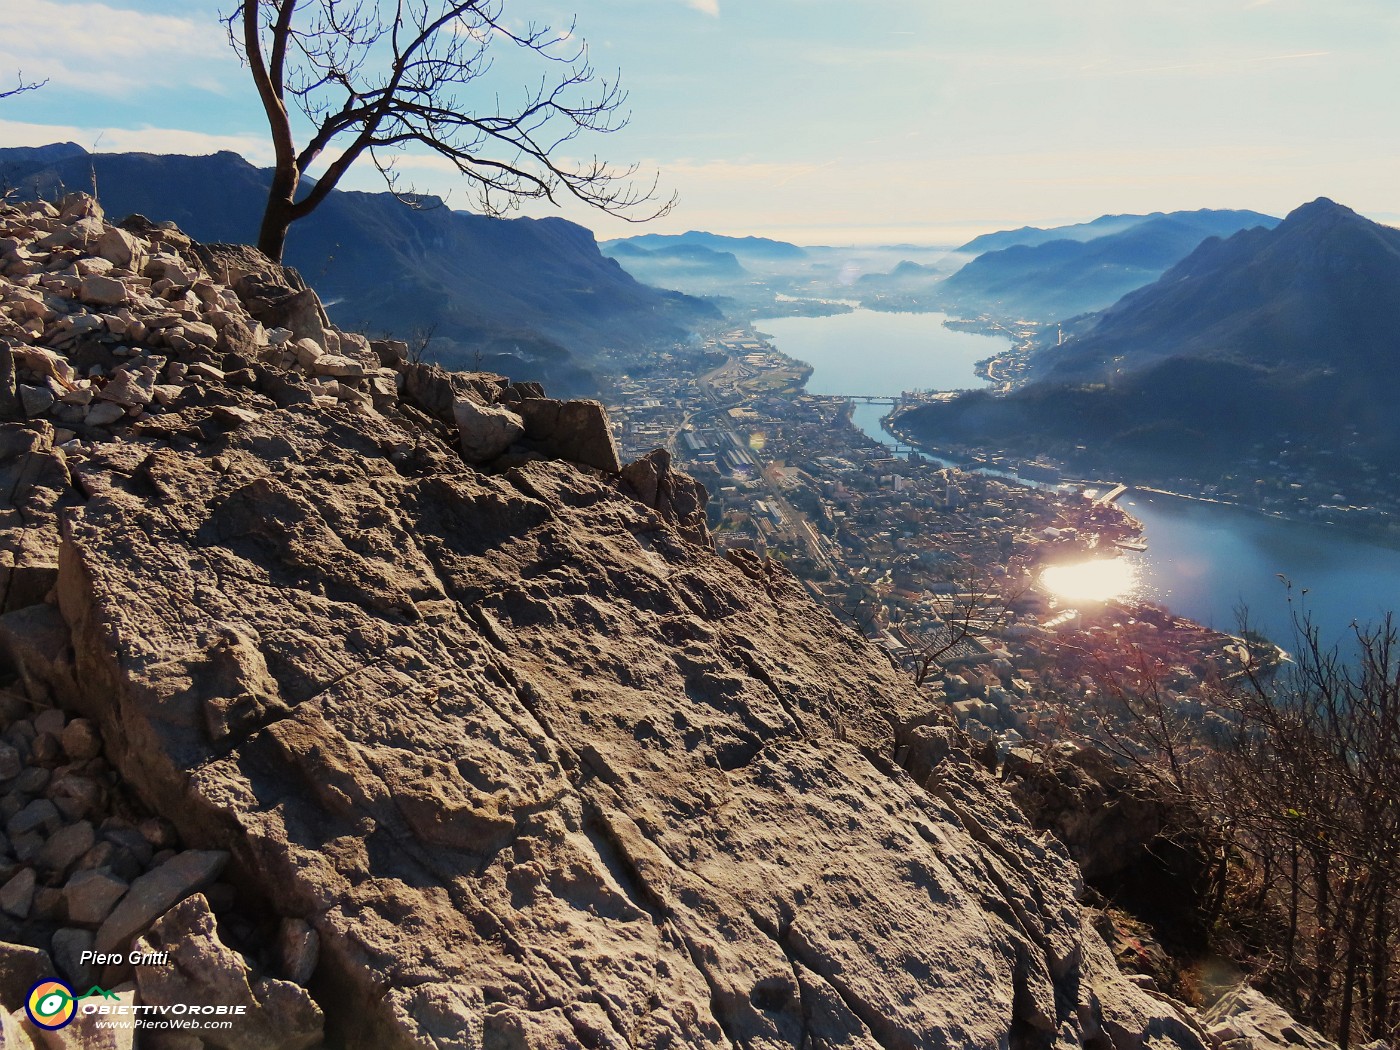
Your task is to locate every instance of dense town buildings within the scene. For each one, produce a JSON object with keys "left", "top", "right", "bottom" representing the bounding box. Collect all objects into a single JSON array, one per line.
[{"left": 601, "top": 327, "right": 1260, "bottom": 756}]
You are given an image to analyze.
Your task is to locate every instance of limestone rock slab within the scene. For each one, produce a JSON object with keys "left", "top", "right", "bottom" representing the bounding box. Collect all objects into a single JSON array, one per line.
[
  {"left": 94, "top": 850, "right": 229, "bottom": 955},
  {"left": 55, "top": 403, "right": 1211, "bottom": 1049}
]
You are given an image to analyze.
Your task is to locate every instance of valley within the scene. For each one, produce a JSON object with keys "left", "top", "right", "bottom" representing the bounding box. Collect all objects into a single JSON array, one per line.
[
  {"left": 605, "top": 320, "right": 1280, "bottom": 761},
  {"left": 599, "top": 205, "right": 1400, "bottom": 664}
]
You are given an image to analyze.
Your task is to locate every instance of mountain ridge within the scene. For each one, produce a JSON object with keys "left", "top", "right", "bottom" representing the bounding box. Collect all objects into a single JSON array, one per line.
[
  {"left": 898, "top": 197, "right": 1400, "bottom": 475},
  {"left": 955, "top": 211, "right": 1166, "bottom": 255},
  {"left": 1037, "top": 197, "right": 1400, "bottom": 381},
  {"left": 939, "top": 209, "right": 1279, "bottom": 321},
  {"left": 604, "top": 229, "right": 808, "bottom": 261},
  {"left": 0, "top": 144, "right": 718, "bottom": 395}
]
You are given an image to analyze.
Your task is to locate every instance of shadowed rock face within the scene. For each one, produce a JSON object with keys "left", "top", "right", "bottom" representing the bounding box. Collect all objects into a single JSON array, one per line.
[{"left": 0, "top": 196, "right": 1213, "bottom": 1049}]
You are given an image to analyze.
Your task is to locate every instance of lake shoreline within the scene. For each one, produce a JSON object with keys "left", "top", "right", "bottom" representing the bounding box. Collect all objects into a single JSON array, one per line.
[{"left": 759, "top": 312, "right": 1400, "bottom": 646}]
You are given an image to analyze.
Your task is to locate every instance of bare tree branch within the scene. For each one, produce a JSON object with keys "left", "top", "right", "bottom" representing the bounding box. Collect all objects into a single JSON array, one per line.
[
  {"left": 0, "top": 72, "right": 47, "bottom": 102},
  {"left": 222, "top": 1, "right": 674, "bottom": 261},
  {"left": 907, "top": 567, "right": 1020, "bottom": 687},
  {"left": 1096, "top": 594, "right": 1400, "bottom": 1046}
]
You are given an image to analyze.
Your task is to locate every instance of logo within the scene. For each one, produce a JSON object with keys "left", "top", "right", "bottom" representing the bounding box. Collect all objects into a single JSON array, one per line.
[{"left": 26, "top": 980, "right": 77, "bottom": 1030}]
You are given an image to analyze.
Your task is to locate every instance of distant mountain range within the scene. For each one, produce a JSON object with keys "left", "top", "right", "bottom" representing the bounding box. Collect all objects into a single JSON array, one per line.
[
  {"left": 601, "top": 230, "right": 862, "bottom": 315},
  {"left": 0, "top": 144, "right": 717, "bottom": 393},
  {"left": 897, "top": 198, "right": 1400, "bottom": 474},
  {"left": 856, "top": 259, "right": 942, "bottom": 285},
  {"left": 1036, "top": 199, "right": 1397, "bottom": 383},
  {"left": 955, "top": 213, "right": 1173, "bottom": 255},
  {"left": 603, "top": 230, "right": 808, "bottom": 263},
  {"left": 937, "top": 209, "right": 1278, "bottom": 321},
  {"left": 600, "top": 240, "right": 748, "bottom": 290}
]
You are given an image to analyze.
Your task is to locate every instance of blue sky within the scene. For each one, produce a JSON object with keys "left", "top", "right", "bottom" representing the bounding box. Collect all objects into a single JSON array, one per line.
[{"left": 2, "top": 0, "right": 1398, "bottom": 244}]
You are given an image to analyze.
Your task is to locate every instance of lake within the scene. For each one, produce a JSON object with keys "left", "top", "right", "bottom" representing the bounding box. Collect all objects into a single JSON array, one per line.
[
  {"left": 1120, "top": 493, "right": 1400, "bottom": 650},
  {"left": 756, "top": 310, "right": 1002, "bottom": 397},
  {"left": 759, "top": 308, "right": 1400, "bottom": 648}
]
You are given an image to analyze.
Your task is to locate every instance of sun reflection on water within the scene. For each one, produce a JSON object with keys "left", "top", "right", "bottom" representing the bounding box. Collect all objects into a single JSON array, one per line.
[{"left": 1040, "top": 558, "right": 1139, "bottom": 604}]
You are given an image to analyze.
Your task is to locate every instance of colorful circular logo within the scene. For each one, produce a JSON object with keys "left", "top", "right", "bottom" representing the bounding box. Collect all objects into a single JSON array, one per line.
[{"left": 25, "top": 979, "right": 77, "bottom": 1030}]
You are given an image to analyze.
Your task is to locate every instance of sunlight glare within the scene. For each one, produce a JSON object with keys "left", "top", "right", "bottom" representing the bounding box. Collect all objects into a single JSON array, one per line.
[{"left": 1040, "top": 558, "right": 1138, "bottom": 604}]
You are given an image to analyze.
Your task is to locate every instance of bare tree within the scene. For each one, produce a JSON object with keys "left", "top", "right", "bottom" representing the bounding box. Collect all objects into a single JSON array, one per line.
[
  {"left": 1091, "top": 602, "right": 1400, "bottom": 1048},
  {"left": 908, "top": 569, "right": 1018, "bottom": 686},
  {"left": 224, "top": 1, "right": 672, "bottom": 261},
  {"left": 1085, "top": 643, "right": 1199, "bottom": 792},
  {"left": 1222, "top": 612, "right": 1400, "bottom": 1048},
  {"left": 0, "top": 72, "right": 46, "bottom": 101}
]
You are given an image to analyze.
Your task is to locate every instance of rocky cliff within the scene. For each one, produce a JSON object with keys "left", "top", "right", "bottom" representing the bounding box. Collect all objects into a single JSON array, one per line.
[{"left": 0, "top": 193, "right": 1219, "bottom": 1049}]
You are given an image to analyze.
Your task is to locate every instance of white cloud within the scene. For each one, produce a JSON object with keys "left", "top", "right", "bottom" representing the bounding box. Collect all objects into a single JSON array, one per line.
[
  {"left": 0, "top": 1, "right": 232, "bottom": 95},
  {"left": 0, "top": 119, "right": 273, "bottom": 165},
  {"left": 683, "top": 0, "right": 720, "bottom": 16}
]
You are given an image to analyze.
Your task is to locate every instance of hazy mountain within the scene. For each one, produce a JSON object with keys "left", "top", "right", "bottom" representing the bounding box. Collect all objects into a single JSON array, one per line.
[
  {"left": 857, "top": 259, "right": 942, "bottom": 284},
  {"left": 601, "top": 231, "right": 911, "bottom": 317},
  {"left": 955, "top": 213, "right": 1165, "bottom": 255},
  {"left": 939, "top": 209, "right": 1278, "bottom": 321},
  {"left": 604, "top": 235, "right": 968, "bottom": 315},
  {"left": 898, "top": 199, "right": 1400, "bottom": 473},
  {"left": 604, "top": 230, "right": 807, "bottom": 263},
  {"left": 1037, "top": 199, "right": 1398, "bottom": 383},
  {"left": 849, "top": 259, "right": 951, "bottom": 310},
  {"left": 601, "top": 240, "right": 748, "bottom": 288},
  {"left": 0, "top": 145, "right": 717, "bottom": 394}
]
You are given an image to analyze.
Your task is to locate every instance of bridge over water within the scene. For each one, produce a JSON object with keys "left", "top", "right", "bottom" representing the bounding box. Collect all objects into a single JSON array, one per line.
[
  {"left": 820, "top": 394, "right": 924, "bottom": 455},
  {"left": 828, "top": 394, "right": 911, "bottom": 406},
  {"left": 832, "top": 394, "right": 902, "bottom": 405},
  {"left": 825, "top": 393, "right": 943, "bottom": 406}
]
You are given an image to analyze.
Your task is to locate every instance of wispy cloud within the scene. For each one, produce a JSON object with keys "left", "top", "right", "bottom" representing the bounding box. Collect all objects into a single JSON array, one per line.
[
  {"left": 0, "top": 1, "right": 231, "bottom": 95},
  {"left": 683, "top": 0, "right": 720, "bottom": 16},
  {"left": 0, "top": 119, "right": 273, "bottom": 165}
]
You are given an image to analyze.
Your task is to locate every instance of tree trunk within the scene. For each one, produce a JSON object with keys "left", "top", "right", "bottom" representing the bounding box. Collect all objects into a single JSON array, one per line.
[
  {"left": 256, "top": 200, "right": 293, "bottom": 263},
  {"left": 1337, "top": 879, "right": 1374, "bottom": 1049},
  {"left": 1286, "top": 845, "right": 1300, "bottom": 1003},
  {"left": 1370, "top": 882, "right": 1390, "bottom": 1040},
  {"left": 256, "top": 164, "right": 299, "bottom": 262},
  {"left": 1308, "top": 849, "right": 1335, "bottom": 1021}
]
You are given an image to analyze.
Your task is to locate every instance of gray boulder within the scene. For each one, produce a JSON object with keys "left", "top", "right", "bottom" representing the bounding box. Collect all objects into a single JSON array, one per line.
[
  {"left": 618, "top": 447, "right": 710, "bottom": 545},
  {"left": 451, "top": 397, "right": 524, "bottom": 463},
  {"left": 94, "top": 850, "right": 229, "bottom": 957},
  {"left": 1203, "top": 984, "right": 1342, "bottom": 1049},
  {"left": 0, "top": 941, "right": 54, "bottom": 1010}
]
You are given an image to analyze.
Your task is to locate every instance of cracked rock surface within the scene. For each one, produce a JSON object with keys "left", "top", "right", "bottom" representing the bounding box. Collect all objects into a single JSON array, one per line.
[
  {"left": 0, "top": 195, "right": 1216, "bottom": 1049},
  {"left": 53, "top": 380, "right": 1209, "bottom": 1050}
]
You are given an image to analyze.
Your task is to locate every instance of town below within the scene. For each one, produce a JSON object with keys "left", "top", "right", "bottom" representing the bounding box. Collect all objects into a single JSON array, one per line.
[{"left": 604, "top": 325, "right": 1275, "bottom": 757}]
